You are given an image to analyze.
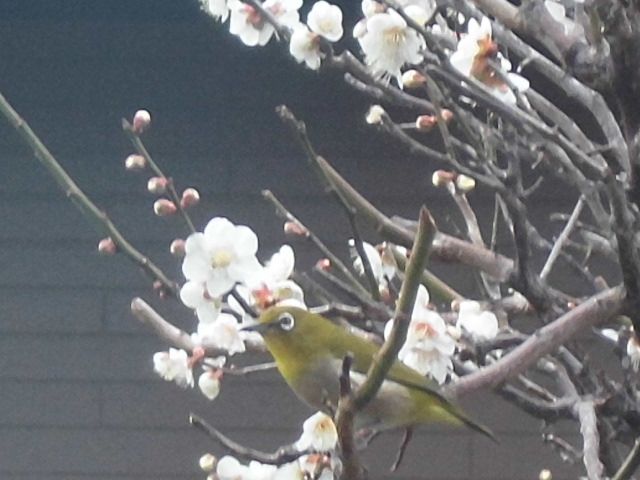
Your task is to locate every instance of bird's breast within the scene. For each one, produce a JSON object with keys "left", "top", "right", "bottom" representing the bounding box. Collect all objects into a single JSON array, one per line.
[{"left": 286, "top": 357, "right": 416, "bottom": 430}]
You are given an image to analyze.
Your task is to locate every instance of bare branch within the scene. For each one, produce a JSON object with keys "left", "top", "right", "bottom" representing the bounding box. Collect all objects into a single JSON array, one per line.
[
  {"left": 446, "top": 287, "right": 625, "bottom": 398},
  {"left": 130, "top": 297, "right": 266, "bottom": 355},
  {"left": 0, "top": 92, "right": 180, "bottom": 298},
  {"left": 541, "top": 196, "right": 586, "bottom": 281},
  {"left": 190, "top": 413, "right": 307, "bottom": 465}
]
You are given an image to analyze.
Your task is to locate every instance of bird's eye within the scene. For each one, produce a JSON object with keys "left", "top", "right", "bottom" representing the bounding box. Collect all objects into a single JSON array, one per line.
[{"left": 278, "top": 312, "right": 295, "bottom": 331}]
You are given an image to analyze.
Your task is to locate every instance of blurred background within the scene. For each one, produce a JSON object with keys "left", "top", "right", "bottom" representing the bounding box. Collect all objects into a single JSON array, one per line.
[{"left": 0, "top": 1, "right": 588, "bottom": 478}]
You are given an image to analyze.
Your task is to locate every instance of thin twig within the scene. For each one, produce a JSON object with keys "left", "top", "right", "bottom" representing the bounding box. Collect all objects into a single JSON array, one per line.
[
  {"left": 541, "top": 196, "right": 586, "bottom": 281},
  {"left": 262, "top": 189, "right": 372, "bottom": 301},
  {"left": 122, "top": 118, "right": 196, "bottom": 234},
  {"left": 612, "top": 438, "right": 640, "bottom": 480},
  {"left": 335, "top": 354, "right": 366, "bottom": 480},
  {"left": 390, "top": 428, "right": 413, "bottom": 472},
  {"left": 0, "top": 92, "right": 180, "bottom": 298},
  {"left": 190, "top": 413, "right": 307, "bottom": 465},
  {"left": 576, "top": 399, "right": 605, "bottom": 480},
  {"left": 446, "top": 286, "right": 625, "bottom": 398},
  {"left": 221, "top": 362, "right": 276, "bottom": 376},
  {"left": 275, "top": 106, "right": 381, "bottom": 301},
  {"left": 353, "top": 207, "right": 436, "bottom": 410},
  {"left": 130, "top": 297, "right": 266, "bottom": 354}
]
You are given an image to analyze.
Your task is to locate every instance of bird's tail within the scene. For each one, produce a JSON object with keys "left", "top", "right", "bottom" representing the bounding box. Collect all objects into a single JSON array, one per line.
[{"left": 443, "top": 402, "right": 497, "bottom": 442}]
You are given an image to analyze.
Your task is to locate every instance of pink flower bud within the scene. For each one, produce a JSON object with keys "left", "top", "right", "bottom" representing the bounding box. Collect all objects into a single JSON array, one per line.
[
  {"left": 199, "top": 453, "right": 217, "bottom": 472},
  {"left": 147, "top": 176, "right": 168, "bottom": 195},
  {"left": 98, "top": 237, "right": 117, "bottom": 255},
  {"left": 124, "top": 154, "right": 146, "bottom": 171},
  {"left": 455, "top": 174, "right": 476, "bottom": 193},
  {"left": 440, "top": 109, "right": 454, "bottom": 123},
  {"left": 180, "top": 187, "right": 200, "bottom": 209},
  {"left": 170, "top": 239, "right": 186, "bottom": 257},
  {"left": 153, "top": 199, "right": 177, "bottom": 216},
  {"left": 284, "top": 221, "right": 309, "bottom": 237},
  {"left": 432, "top": 169, "right": 455, "bottom": 187},
  {"left": 132, "top": 109, "right": 151, "bottom": 134},
  {"left": 316, "top": 258, "right": 331, "bottom": 271},
  {"left": 401, "top": 69, "right": 426, "bottom": 88},
  {"left": 415, "top": 115, "right": 437, "bottom": 131}
]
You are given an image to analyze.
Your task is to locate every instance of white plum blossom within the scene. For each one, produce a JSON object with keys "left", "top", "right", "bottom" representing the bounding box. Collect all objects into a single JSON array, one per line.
[
  {"left": 307, "top": 1, "right": 343, "bottom": 42},
  {"left": 450, "top": 16, "right": 529, "bottom": 105},
  {"left": 245, "top": 245, "right": 306, "bottom": 310},
  {"left": 182, "top": 217, "right": 262, "bottom": 297},
  {"left": 349, "top": 240, "right": 397, "bottom": 292},
  {"left": 179, "top": 280, "right": 221, "bottom": 323},
  {"left": 290, "top": 25, "right": 323, "bottom": 69},
  {"left": 153, "top": 348, "right": 194, "bottom": 388},
  {"left": 358, "top": 9, "right": 425, "bottom": 85},
  {"left": 216, "top": 456, "right": 278, "bottom": 480},
  {"left": 365, "top": 104, "right": 386, "bottom": 124},
  {"left": 229, "top": 0, "right": 302, "bottom": 46},
  {"left": 296, "top": 411, "right": 338, "bottom": 452},
  {"left": 192, "top": 313, "right": 246, "bottom": 354},
  {"left": 202, "top": 0, "right": 230, "bottom": 22},
  {"left": 456, "top": 300, "right": 499, "bottom": 341},
  {"left": 198, "top": 369, "right": 222, "bottom": 400},
  {"left": 245, "top": 461, "right": 278, "bottom": 480},
  {"left": 217, "top": 455, "right": 248, "bottom": 480},
  {"left": 385, "top": 285, "right": 455, "bottom": 383},
  {"left": 198, "top": 356, "right": 226, "bottom": 400}
]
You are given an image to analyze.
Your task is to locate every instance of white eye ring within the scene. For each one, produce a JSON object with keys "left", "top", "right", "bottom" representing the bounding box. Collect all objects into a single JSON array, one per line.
[{"left": 278, "top": 312, "right": 295, "bottom": 331}]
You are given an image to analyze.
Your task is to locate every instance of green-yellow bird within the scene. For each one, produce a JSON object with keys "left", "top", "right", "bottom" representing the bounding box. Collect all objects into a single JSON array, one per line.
[{"left": 247, "top": 305, "right": 493, "bottom": 438}]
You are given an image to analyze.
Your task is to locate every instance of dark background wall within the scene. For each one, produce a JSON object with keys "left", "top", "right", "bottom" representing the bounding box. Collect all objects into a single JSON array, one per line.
[{"left": 0, "top": 1, "right": 591, "bottom": 479}]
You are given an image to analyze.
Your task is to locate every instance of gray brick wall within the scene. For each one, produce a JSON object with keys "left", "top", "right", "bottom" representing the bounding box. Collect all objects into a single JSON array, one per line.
[{"left": 0, "top": 2, "right": 591, "bottom": 479}]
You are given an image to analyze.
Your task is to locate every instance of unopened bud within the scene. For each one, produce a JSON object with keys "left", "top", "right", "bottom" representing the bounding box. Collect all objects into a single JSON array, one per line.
[
  {"left": 170, "top": 239, "right": 186, "bottom": 257},
  {"left": 147, "top": 176, "right": 168, "bottom": 195},
  {"left": 199, "top": 453, "right": 217, "bottom": 472},
  {"left": 440, "top": 109, "right": 454, "bottom": 123},
  {"left": 415, "top": 115, "right": 437, "bottom": 131},
  {"left": 365, "top": 105, "right": 386, "bottom": 125},
  {"left": 180, "top": 187, "right": 200, "bottom": 209},
  {"left": 132, "top": 109, "right": 151, "bottom": 134},
  {"left": 401, "top": 69, "right": 426, "bottom": 89},
  {"left": 316, "top": 258, "right": 331, "bottom": 271},
  {"left": 98, "top": 237, "right": 117, "bottom": 255},
  {"left": 125, "top": 154, "right": 146, "bottom": 171},
  {"left": 432, "top": 169, "right": 455, "bottom": 187},
  {"left": 284, "top": 221, "right": 309, "bottom": 237},
  {"left": 539, "top": 469, "right": 552, "bottom": 480},
  {"left": 455, "top": 174, "right": 476, "bottom": 193},
  {"left": 153, "top": 198, "right": 177, "bottom": 216}
]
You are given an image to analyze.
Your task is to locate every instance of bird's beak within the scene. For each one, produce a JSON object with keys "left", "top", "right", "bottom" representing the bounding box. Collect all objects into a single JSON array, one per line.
[{"left": 241, "top": 322, "right": 273, "bottom": 334}]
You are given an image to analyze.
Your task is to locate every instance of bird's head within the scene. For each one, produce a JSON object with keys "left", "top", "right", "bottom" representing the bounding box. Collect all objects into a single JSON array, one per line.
[{"left": 243, "top": 306, "right": 332, "bottom": 362}]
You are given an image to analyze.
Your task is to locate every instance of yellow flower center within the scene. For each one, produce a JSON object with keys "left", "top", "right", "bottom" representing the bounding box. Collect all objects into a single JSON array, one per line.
[
  {"left": 211, "top": 249, "right": 233, "bottom": 268},
  {"left": 385, "top": 26, "right": 406, "bottom": 45}
]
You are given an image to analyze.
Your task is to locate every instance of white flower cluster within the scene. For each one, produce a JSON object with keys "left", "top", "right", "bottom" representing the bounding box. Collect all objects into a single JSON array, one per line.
[
  {"left": 203, "top": 1, "right": 530, "bottom": 105},
  {"left": 154, "top": 216, "right": 306, "bottom": 400},
  {"left": 382, "top": 285, "right": 500, "bottom": 384},
  {"left": 450, "top": 16, "right": 529, "bottom": 105},
  {"left": 207, "top": 412, "right": 339, "bottom": 479}
]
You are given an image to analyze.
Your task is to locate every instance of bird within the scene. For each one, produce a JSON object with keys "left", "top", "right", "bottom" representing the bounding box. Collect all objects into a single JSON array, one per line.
[{"left": 245, "top": 305, "right": 493, "bottom": 439}]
